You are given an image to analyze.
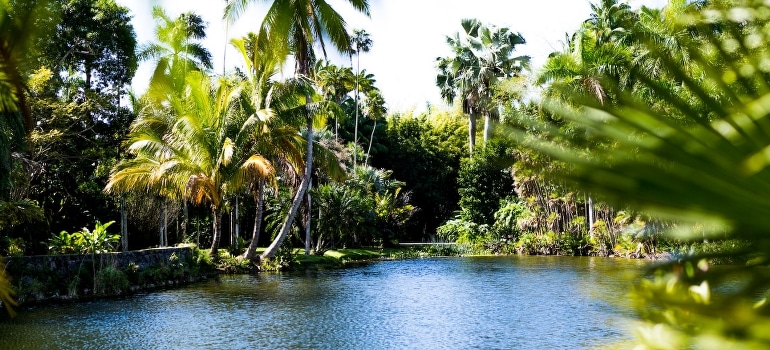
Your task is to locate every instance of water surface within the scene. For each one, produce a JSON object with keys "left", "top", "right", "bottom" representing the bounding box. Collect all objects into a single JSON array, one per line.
[{"left": 0, "top": 256, "right": 645, "bottom": 349}]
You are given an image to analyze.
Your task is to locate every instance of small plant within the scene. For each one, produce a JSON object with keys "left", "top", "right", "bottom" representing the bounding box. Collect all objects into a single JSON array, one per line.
[
  {"left": 49, "top": 221, "right": 120, "bottom": 255},
  {"left": 215, "top": 250, "right": 252, "bottom": 273},
  {"left": 124, "top": 262, "right": 140, "bottom": 285},
  {"left": 260, "top": 244, "right": 297, "bottom": 271},
  {"left": 48, "top": 231, "right": 77, "bottom": 254},
  {"left": 94, "top": 267, "right": 129, "bottom": 295},
  {"left": 5, "top": 237, "right": 25, "bottom": 257}
]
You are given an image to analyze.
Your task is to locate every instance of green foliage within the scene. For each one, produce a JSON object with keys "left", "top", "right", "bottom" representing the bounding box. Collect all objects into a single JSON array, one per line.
[
  {"left": 372, "top": 111, "right": 466, "bottom": 238},
  {"left": 457, "top": 140, "right": 515, "bottom": 225},
  {"left": 94, "top": 266, "right": 128, "bottom": 295},
  {"left": 0, "top": 199, "right": 45, "bottom": 233},
  {"left": 513, "top": 1, "right": 770, "bottom": 347},
  {"left": 260, "top": 243, "right": 298, "bottom": 272},
  {"left": 0, "top": 258, "right": 17, "bottom": 317},
  {"left": 310, "top": 165, "right": 415, "bottom": 251},
  {"left": 2, "top": 237, "right": 25, "bottom": 257},
  {"left": 492, "top": 198, "right": 526, "bottom": 239},
  {"left": 48, "top": 221, "right": 120, "bottom": 255},
  {"left": 214, "top": 250, "right": 253, "bottom": 274}
]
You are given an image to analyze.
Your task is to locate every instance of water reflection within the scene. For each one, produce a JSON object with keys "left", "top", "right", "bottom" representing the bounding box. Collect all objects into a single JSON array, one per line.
[{"left": 0, "top": 256, "right": 644, "bottom": 349}]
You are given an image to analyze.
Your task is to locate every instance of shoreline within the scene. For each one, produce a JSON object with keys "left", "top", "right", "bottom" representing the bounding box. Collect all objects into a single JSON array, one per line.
[{"left": 3, "top": 244, "right": 672, "bottom": 311}]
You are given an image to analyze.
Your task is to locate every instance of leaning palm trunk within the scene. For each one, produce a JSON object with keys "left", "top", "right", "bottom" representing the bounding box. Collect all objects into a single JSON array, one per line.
[
  {"left": 365, "top": 118, "right": 377, "bottom": 164},
  {"left": 261, "top": 116, "right": 313, "bottom": 261},
  {"left": 208, "top": 207, "right": 223, "bottom": 256},
  {"left": 242, "top": 180, "right": 265, "bottom": 260},
  {"left": 305, "top": 182, "right": 311, "bottom": 255},
  {"left": 261, "top": 177, "right": 309, "bottom": 260}
]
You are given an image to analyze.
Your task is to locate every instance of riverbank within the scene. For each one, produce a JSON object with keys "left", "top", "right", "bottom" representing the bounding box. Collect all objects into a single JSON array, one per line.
[
  {"left": 2, "top": 244, "right": 461, "bottom": 308},
  {"left": 4, "top": 246, "right": 218, "bottom": 306}
]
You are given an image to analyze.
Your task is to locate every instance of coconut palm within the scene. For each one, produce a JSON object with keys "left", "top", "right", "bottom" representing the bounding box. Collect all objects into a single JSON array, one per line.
[
  {"left": 138, "top": 7, "right": 213, "bottom": 97},
  {"left": 230, "top": 33, "right": 308, "bottom": 260},
  {"left": 314, "top": 60, "right": 355, "bottom": 140},
  {"left": 107, "top": 71, "right": 274, "bottom": 256},
  {"left": 225, "top": 0, "right": 370, "bottom": 260},
  {"left": 351, "top": 29, "right": 372, "bottom": 168},
  {"left": 437, "top": 18, "right": 529, "bottom": 156}
]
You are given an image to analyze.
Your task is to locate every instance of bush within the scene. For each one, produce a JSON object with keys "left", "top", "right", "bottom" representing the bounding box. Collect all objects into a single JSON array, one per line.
[
  {"left": 94, "top": 267, "right": 129, "bottom": 295},
  {"left": 48, "top": 221, "right": 120, "bottom": 255}
]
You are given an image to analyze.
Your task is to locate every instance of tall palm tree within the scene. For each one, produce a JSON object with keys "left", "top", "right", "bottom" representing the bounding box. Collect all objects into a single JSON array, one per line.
[
  {"left": 351, "top": 29, "right": 372, "bottom": 168},
  {"left": 363, "top": 88, "right": 386, "bottom": 164},
  {"left": 138, "top": 7, "right": 213, "bottom": 97},
  {"left": 107, "top": 72, "right": 274, "bottom": 255},
  {"left": 225, "top": 0, "right": 370, "bottom": 260},
  {"left": 230, "top": 33, "right": 306, "bottom": 260},
  {"left": 314, "top": 60, "right": 355, "bottom": 140},
  {"left": 436, "top": 18, "right": 529, "bottom": 156}
]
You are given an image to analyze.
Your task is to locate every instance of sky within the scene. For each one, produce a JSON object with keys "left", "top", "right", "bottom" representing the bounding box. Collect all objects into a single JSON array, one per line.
[{"left": 116, "top": 0, "right": 670, "bottom": 113}]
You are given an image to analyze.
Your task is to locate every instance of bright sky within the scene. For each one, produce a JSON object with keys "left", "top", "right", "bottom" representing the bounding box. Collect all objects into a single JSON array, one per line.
[{"left": 117, "top": 0, "right": 669, "bottom": 112}]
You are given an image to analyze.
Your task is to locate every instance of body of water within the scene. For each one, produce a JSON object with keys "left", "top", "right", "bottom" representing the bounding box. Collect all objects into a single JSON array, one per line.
[{"left": 0, "top": 256, "right": 645, "bottom": 349}]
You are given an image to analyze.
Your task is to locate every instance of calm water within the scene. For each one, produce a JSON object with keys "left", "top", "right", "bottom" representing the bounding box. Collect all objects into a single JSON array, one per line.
[{"left": 0, "top": 256, "right": 645, "bottom": 349}]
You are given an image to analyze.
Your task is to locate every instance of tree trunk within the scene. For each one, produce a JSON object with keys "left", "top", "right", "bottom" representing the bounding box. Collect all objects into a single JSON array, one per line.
[
  {"left": 243, "top": 180, "right": 264, "bottom": 260},
  {"left": 468, "top": 108, "right": 477, "bottom": 157},
  {"left": 158, "top": 203, "right": 166, "bottom": 247},
  {"left": 120, "top": 197, "right": 128, "bottom": 252},
  {"left": 234, "top": 197, "right": 240, "bottom": 251},
  {"left": 163, "top": 203, "right": 168, "bottom": 246},
  {"left": 261, "top": 115, "right": 313, "bottom": 261},
  {"left": 182, "top": 200, "right": 188, "bottom": 241},
  {"left": 305, "top": 181, "right": 312, "bottom": 255},
  {"left": 483, "top": 111, "right": 492, "bottom": 146},
  {"left": 353, "top": 51, "right": 360, "bottom": 169},
  {"left": 209, "top": 207, "right": 223, "bottom": 256},
  {"left": 588, "top": 195, "right": 595, "bottom": 235},
  {"left": 260, "top": 177, "right": 309, "bottom": 260},
  {"left": 365, "top": 118, "right": 377, "bottom": 164}
]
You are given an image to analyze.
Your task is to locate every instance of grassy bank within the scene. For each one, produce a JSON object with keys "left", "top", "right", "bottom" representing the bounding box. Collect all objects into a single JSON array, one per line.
[{"left": 215, "top": 244, "right": 463, "bottom": 273}]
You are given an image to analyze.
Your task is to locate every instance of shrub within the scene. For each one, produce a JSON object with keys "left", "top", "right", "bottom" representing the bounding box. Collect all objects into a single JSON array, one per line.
[
  {"left": 48, "top": 221, "right": 120, "bottom": 255},
  {"left": 94, "top": 267, "right": 129, "bottom": 295}
]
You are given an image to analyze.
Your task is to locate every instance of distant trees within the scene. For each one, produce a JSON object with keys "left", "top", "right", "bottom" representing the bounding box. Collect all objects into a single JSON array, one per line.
[{"left": 436, "top": 18, "right": 529, "bottom": 156}]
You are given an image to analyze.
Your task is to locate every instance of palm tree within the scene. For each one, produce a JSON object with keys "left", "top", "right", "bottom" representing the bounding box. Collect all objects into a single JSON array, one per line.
[
  {"left": 363, "top": 88, "right": 386, "bottom": 164},
  {"left": 585, "top": 0, "right": 635, "bottom": 45},
  {"left": 436, "top": 18, "right": 529, "bottom": 156},
  {"left": 351, "top": 29, "right": 372, "bottom": 168},
  {"left": 230, "top": 33, "right": 307, "bottom": 260},
  {"left": 138, "top": 7, "right": 213, "bottom": 97},
  {"left": 107, "top": 72, "right": 274, "bottom": 256},
  {"left": 225, "top": 0, "right": 370, "bottom": 260},
  {"left": 537, "top": 22, "right": 633, "bottom": 105},
  {"left": 314, "top": 60, "right": 355, "bottom": 140}
]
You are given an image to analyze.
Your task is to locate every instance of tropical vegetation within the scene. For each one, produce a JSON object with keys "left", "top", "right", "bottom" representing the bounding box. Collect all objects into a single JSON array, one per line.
[{"left": 1, "top": 0, "right": 770, "bottom": 347}]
